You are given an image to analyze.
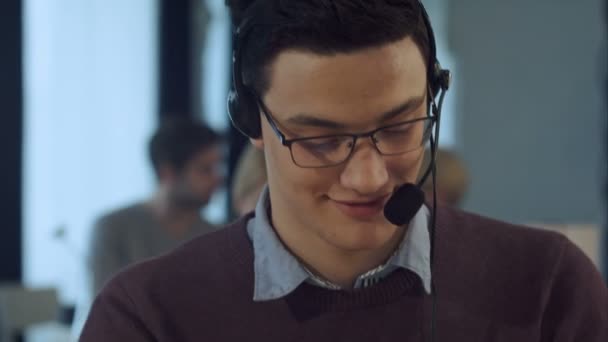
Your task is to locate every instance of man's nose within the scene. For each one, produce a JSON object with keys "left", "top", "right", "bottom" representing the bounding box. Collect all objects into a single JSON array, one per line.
[{"left": 339, "top": 142, "right": 389, "bottom": 195}]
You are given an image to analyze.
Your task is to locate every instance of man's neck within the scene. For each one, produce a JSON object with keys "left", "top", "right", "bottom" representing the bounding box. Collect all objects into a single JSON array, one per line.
[
  {"left": 271, "top": 209, "right": 406, "bottom": 289},
  {"left": 148, "top": 192, "right": 201, "bottom": 236}
]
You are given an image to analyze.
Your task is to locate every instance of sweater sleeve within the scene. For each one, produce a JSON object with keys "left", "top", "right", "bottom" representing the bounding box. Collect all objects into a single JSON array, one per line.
[
  {"left": 540, "top": 236, "right": 608, "bottom": 342},
  {"left": 79, "top": 277, "right": 156, "bottom": 342}
]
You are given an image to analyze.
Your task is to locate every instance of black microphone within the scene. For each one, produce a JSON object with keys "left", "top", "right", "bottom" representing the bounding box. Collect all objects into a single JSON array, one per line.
[{"left": 383, "top": 183, "right": 425, "bottom": 226}]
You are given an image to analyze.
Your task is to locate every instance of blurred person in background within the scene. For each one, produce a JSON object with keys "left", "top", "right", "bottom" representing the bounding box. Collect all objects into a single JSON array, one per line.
[
  {"left": 419, "top": 148, "right": 469, "bottom": 207},
  {"left": 231, "top": 144, "right": 267, "bottom": 216},
  {"left": 87, "top": 117, "right": 224, "bottom": 295}
]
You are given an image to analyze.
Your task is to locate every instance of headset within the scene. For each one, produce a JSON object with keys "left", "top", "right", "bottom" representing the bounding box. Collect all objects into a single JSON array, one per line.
[
  {"left": 227, "top": 1, "right": 451, "bottom": 340},
  {"left": 227, "top": 1, "right": 450, "bottom": 140}
]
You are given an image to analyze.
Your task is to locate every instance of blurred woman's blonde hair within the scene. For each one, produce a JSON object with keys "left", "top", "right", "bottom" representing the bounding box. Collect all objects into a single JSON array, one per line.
[
  {"left": 419, "top": 148, "right": 470, "bottom": 207},
  {"left": 232, "top": 144, "right": 267, "bottom": 215}
]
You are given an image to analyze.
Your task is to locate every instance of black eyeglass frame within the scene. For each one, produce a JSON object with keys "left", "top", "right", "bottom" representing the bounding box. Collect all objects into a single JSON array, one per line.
[{"left": 255, "top": 95, "right": 437, "bottom": 168}]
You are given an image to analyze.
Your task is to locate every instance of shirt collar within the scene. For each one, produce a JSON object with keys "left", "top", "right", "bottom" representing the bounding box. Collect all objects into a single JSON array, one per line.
[{"left": 247, "top": 186, "right": 431, "bottom": 301}]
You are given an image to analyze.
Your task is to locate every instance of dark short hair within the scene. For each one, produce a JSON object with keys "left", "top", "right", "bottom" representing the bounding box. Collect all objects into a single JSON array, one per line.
[
  {"left": 227, "top": 0, "right": 431, "bottom": 97},
  {"left": 148, "top": 117, "right": 221, "bottom": 177}
]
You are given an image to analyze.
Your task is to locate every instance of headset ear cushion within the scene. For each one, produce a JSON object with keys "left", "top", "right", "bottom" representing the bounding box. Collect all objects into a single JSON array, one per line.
[
  {"left": 429, "top": 63, "right": 451, "bottom": 98},
  {"left": 438, "top": 69, "right": 452, "bottom": 91},
  {"left": 228, "top": 89, "right": 262, "bottom": 139}
]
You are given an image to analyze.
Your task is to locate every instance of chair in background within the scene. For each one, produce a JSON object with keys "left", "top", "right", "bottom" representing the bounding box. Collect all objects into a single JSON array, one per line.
[
  {"left": 527, "top": 223, "right": 602, "bottom": 269},
  {"left": 0, "top": 285, "right": 59, "bottom": 342}
]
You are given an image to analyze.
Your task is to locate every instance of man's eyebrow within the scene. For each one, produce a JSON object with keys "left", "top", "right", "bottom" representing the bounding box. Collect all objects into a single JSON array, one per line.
[
  {"left": 284, "top": 95, "right": 426, "bottom": 130},
  {"left": 378, "top": 95, "right": 426, "bottom": 122}
]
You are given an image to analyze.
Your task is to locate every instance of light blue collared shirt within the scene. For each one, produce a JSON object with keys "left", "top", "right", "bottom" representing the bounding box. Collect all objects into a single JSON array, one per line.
[{"left": 247, "top": 187, "right": 431, "bottom": 301}]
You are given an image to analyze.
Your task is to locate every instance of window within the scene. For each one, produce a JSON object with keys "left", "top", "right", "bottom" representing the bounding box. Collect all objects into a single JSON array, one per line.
[{"left": 23, "top": 0, "right": 158, "bottom": 339}]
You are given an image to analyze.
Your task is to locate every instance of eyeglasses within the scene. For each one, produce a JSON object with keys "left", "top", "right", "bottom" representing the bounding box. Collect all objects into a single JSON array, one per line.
[{"left": 256, "top": 98, "right": 435, "bottom": 168}]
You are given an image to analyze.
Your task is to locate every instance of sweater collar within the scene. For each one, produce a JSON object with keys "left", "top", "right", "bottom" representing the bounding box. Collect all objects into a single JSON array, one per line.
[{"left": 247, "top": 186, "right": 431, "bottom": 301}]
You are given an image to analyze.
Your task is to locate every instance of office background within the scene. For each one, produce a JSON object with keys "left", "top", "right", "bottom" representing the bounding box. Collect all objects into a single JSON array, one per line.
[{"left": 0, "top": 0, "right": 606, "bottom": 339}]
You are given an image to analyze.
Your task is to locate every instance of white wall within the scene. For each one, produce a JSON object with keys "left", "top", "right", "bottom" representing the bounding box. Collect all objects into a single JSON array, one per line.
[
  {"left": 23, "top": 0, "right": 159, "bottom": 338},
  {"left": 447, "top": 0, "right": 606, "bottom": 224},
  {"left": 201, "top": 0, "right": 231, "bottom": 224}
]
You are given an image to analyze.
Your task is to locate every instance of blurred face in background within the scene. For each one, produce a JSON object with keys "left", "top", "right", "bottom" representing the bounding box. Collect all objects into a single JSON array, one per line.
[
  {"left": 419, "top": 149, "right": 469, "bottom": 207},
  {"left": 166, "top": 144, "right": 224, "bottom": 209}
]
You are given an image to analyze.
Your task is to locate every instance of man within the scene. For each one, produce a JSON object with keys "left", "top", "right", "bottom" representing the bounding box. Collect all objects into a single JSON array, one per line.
[
  {"left": 81, "top": 1, "right": 607, "bottom": 341},
  {"left": 87, "top": 117, "right": 223, "bottom": 295}
]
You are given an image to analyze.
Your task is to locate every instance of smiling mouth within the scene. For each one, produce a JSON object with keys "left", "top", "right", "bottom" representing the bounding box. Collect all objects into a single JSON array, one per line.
[{"left": 332, "top": 195, "right": 390, "bottom": 219}]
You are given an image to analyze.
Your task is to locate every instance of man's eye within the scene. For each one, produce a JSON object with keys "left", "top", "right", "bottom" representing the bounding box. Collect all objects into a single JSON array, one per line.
[
  {"left": 379, "top": 124, "right": 415, "bottom": 138},
  {"left": 300, "top": 138, "right": 344, "bottom": 152}
]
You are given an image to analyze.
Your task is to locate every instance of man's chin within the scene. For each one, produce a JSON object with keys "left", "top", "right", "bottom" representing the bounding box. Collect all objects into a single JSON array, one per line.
[{"left": 175, "top": 197, "right": 209, "bottom": 210}]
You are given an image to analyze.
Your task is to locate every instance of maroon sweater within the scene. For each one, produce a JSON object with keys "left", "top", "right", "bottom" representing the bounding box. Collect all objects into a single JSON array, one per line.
[{"left": 80, "top": 206, "right": 607, "bottom": 341}]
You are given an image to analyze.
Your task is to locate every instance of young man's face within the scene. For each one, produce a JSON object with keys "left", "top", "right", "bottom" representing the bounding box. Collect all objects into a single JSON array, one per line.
[
  {"left": 169, "top": 144, "right": 224, "bottom": 209},
  {"left": 254, "top": 36, "right": 428, "bottom": 255}
]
